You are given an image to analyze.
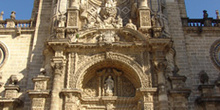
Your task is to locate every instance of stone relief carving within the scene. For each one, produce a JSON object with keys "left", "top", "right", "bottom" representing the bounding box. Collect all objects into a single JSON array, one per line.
[
  {"left": 32, "top": 98, "right": 45, "bottom": 109},
  {"left": 125, "top": 19, "right": 137, "bottom": 30},
  {"left": 83, "top": 77, "right": 98, "bottom": 97},
  {"left": 121, "top": 76, "right": 135, "bottom": 97},
  {"left": 35, "top": 81, "right": 45, "bottom": 90},
  {"left": 78, "top": 0, "right": 137, "bottom": 30},
  {"left": 68, "top": 11, "right": 78, "bottom": 27},
  {"left": 140, "top": 11, "right": 151, "bottom": 27}
]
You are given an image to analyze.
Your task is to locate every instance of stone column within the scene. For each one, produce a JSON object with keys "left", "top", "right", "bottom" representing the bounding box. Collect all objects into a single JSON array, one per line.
[
  {"left": 155, "top": 62, "right": 169, "bottom": 110},
  {"left": 97, "top": 70, "right": 105, "bottom": 97},
  {"left": 113, "top": 69, "right": 122, "bottom": 96},
  {"left": 50, "top": 56, "right": 66, "bottom": 110},
  {"left": 28, "top": 73, "right": 50, "bottom": 110}
]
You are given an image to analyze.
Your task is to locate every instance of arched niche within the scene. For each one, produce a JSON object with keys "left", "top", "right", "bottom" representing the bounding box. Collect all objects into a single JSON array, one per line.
[
  {"left": 81, "top": 60, "right": 139, "bottom": 97},
  {"left": 73, "top": 52, "right": 150, "bottom": 89}
]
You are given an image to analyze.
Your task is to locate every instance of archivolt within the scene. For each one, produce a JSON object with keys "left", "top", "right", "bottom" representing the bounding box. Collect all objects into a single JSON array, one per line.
[{"left": 71, "top": 52, "right": 150, "bottom": 89}]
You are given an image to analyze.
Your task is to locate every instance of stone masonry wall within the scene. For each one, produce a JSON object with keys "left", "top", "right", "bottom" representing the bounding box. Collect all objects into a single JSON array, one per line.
[
  {"left": 184, "top": 28, "right": 220, "bottom": 110},
  {"left": 0, "top": 32, "right": 33, "bottom": 99},
  {"left": 165, "top": 0, "right": 192, "bottom": 109},
  {"left": 24, "top": 0, "right": 53, "bottom": 109}
]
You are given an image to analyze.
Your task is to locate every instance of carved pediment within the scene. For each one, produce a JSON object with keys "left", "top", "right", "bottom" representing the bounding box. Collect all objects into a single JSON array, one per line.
[{"left": 70, "top": 28, "right": 148, "bottom": 43}]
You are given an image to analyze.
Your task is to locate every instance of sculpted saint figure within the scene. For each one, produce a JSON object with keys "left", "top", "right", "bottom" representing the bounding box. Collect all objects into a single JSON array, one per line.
[
  {"left": 105, "top": 76, "right": 114, "bottom": 96},
  {"left": 125, "top": 19, "right": 137, "bottom": 30}
]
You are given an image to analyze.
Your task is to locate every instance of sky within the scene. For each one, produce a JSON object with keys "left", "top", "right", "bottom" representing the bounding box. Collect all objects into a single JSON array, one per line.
[{"left": 0, "top": 0, "right": 219, "bottom": 20}]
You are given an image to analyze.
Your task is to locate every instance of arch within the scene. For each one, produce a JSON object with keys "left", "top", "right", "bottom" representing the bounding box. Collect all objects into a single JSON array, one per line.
[
  {"left": 71, "top": 52, "right": 150, "bottom": 89},
  {"left": 0, "top": 41, "right": 9, "bottom": 69}
]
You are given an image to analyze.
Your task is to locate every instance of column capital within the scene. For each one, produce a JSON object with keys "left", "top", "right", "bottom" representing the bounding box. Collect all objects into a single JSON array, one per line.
[{"left": 154, "top": 62, "right": 167, "bottom": 72}]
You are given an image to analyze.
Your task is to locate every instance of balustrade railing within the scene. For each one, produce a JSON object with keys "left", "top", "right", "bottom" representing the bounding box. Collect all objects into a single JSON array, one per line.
[
  {"left": 182, "top": 18, "right": 220, "bottom": 27},
  {"left": 0, "top": 19, "right": 33, "bottom": 28}
]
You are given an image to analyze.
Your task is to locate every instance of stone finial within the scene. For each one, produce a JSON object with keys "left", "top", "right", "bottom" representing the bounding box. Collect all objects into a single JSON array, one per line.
[
  {"left": 0, "top": 11, "right": 4, "bottom": 20},
  {"left": 172, "top": 65, "right": 180, "bottom": 76},
  {"left": 10, "top": 75, "right": 18, "bottom": 85},
  {"left": 10, "top": 11, "right": 16, "bottom": 19},
  {"left": 203, "top": 10, "right": 208, "bottom": 19},
  {"left": 216, "top": 10, "right": 220, "bottom": 19},
  {"left": 40, "top": 68, "right": 46, "bottom": 75},
  {"left": 199, "top": 70, "right": 209, "bottom": 84}
]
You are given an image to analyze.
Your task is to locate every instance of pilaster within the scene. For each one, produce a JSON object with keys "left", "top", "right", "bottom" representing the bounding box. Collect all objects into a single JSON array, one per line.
[
  {"left": 61, "top": 89, "right": 81, "bottom": 110},
  {"left": 28, "top": 72, "right": 50, "bottom": 110},
  {"left": 139, "top": 88, "right": 157, "bottom": 110},
  {"left": 67, "top": 8, "right": 79, "bottom": 29}
]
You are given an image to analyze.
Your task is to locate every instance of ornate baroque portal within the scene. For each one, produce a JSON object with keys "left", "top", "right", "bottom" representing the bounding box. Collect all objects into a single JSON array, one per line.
[{"left": 27, "top": 0, "right": 190, "bottom": 109}]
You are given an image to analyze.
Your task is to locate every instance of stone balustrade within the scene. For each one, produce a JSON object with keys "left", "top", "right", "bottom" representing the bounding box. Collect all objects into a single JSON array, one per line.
[
  {"left": 182, "top": 17, "right": 220, "bottom": 27},
  {"left": 0, "top": 19, "right": 33, "bottom": 28}
]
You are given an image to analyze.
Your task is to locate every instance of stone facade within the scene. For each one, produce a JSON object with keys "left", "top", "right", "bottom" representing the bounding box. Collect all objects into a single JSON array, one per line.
[{"left": 0, "top": 0, "right": 219, "bottom": 110}]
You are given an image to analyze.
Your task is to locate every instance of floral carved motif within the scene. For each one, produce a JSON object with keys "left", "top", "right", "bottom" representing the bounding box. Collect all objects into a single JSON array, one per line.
[
  {"left": 32, "top": 98, "right": 45, "bottom": 110},
  {"left": 68, "top": 11, "right": 78, "bottom": 27},
  {"left": 82, "top": 77, "right": 98, "bottom": 97}
]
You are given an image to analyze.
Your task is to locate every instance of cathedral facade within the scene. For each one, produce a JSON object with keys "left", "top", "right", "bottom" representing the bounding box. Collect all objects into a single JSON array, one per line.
[{"left": 0, "top": 0, "right": 220, "bottom": 109}]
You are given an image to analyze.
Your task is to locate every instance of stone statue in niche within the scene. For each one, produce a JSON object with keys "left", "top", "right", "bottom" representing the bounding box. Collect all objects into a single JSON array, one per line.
[
  {"left": 58, "top": 11, "right": 66, "bottom": 27},
  {"left": 125, "top": 19, "right": 137, "bottom": 30},
  {"left": 199, "top": 70, "right": 209, "bottom": 84},
  {"left": 105, "top": 76, "right": 114, "bottom": 96},
  {"left": 131, "top": 3, "right": 137, "bottom": 18},
  {"left": 151, "top": 12, "right": 162, "bottom": 27}
]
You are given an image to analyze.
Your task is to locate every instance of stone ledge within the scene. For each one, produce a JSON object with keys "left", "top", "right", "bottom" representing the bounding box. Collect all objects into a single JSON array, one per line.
[
  {"left": 0, "top": 98, "right": 22, "bottom": 104},
  {"left": 27, "top": 90, "right": 50, "bottom": 98},
  {"left": 169, "top": 88, "right": 191, "bottom": 97}
]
